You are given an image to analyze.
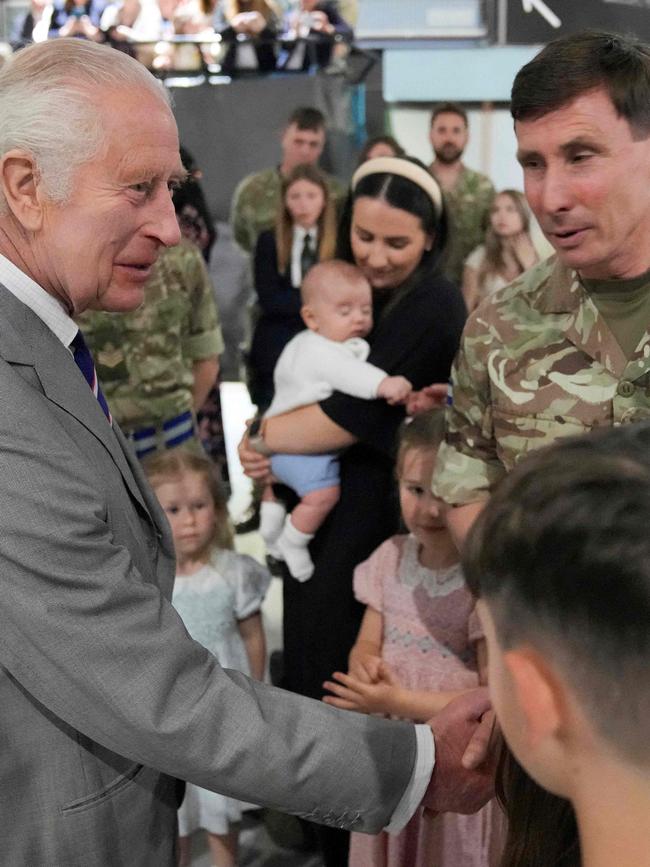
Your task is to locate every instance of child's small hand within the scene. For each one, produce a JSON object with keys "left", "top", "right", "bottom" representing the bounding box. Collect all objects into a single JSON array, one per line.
[
  {"left": 322, "top": 669, "right": 399, "bottom": 716},
  {"left": 348, "top": 653, "right": 383, "bottom": 684},
  {"left": 377, "top": 375, "right": 412, "bottom": 405}
]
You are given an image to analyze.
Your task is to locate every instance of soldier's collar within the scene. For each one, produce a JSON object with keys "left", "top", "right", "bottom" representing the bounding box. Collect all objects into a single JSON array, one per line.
[{"left": 535, "top": 257, "right": 586, "bottom": 315}]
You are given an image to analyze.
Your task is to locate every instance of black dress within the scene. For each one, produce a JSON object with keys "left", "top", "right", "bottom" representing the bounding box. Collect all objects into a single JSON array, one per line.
[
  {"left": 247, "top": 230, "right": 305, "bottom": 412},
  {"left": 282, "top": 272, "right": 467, "bottom": 700}
]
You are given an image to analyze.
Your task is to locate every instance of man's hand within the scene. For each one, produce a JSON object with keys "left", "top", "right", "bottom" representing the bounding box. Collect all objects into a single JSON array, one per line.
[
  {"left": 423, "top": 688, "right": 496, "bottom": 815},
  {"left": 377, "top": 375, "right": 412, "bottom": 405}
]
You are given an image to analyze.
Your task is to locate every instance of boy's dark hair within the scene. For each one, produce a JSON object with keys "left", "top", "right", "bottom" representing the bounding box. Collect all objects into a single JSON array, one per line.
[
  {"left": 286, "top": 106, "right": 326, "bottom": 132},
  {"left": 464, "top": 421, "right": 650, "bottom": 764},
  {"left": 511, "top": 30, "right": 650, "bottom": 137},
  {"left": 430, "top": 101, "right": 468, "bottom": 127}
]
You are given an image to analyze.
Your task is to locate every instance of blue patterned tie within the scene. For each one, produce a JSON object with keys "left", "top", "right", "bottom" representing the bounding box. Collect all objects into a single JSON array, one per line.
[{"left": 71, "top": 330, "right": 112, "bottom": 424}]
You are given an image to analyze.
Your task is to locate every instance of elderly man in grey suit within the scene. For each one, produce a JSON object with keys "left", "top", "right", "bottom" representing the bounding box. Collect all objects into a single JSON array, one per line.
[{"left": 0, "top": 38, "right": 493, "bottom": 866}]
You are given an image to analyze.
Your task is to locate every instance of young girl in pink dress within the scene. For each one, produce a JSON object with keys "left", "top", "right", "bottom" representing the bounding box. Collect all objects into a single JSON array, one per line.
[{"left": 323, "top": 410, "right": 501, "bottom": 867}]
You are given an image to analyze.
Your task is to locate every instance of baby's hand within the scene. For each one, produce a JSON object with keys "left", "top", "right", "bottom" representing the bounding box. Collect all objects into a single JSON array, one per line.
[{"left": 377, "top": 375, "right": 412, "bottom": 405}]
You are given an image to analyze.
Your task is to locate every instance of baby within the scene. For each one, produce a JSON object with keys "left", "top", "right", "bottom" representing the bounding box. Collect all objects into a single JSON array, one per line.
[{"left": 257, "top": 260, "right": 411, "bottom": 581}]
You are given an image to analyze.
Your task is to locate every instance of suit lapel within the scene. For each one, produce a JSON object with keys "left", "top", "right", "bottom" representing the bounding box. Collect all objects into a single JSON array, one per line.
[{"left": 0, "top": 285, "right": 150, "bottom": 518}]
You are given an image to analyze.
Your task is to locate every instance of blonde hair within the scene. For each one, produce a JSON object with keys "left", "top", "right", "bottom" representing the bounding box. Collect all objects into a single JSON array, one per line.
[
  {"left": 222, "top": 0, "right": 280, "bottom": 24},
  {"left": 396, "top": 409, "right": 446, "bottom": 477},
  {"left": 276, "top": 163, "right": 337, "bottom": 275},
  {"left": 144, "top": 451, "right": 234, "bottom": 552}
]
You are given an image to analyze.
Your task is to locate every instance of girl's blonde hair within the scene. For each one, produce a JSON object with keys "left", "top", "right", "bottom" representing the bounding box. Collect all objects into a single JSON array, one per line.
[
  {"left": 275, "top": 163, "right": 338, "bottom": 275},
  {"left": 222, "top": 0, "right": 280, "bottom": 24},
  {"left": 396, "top": 409, "right": 446, "bottom": 477},
  {"left": 480, "top": 189, "right": 532, "bottom": 285},
  {"left": 144, "top": 451, "right": 234, "bottom": 552}
]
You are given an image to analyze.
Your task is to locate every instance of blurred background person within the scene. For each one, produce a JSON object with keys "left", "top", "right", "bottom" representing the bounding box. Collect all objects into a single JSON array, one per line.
[
  {"left": 248, "top": 163, "right": 337, "bottom": 414},
  {"left": 10, "top": 0, "right": 53, "bottom": 49},
  {"left": 49, "top": 0, "right": 106, "bottom": 40},
  {"left": 216, "top": 0, "right": 280, "bottom": 76},
  {"left": 428, "top": 102, "right": 495, "bottom": 287},
  {"left": 462, "top": 189, "right": 539, "bottom": 312},
  {"left": 357, "top": 134, "right": 405, "bottom": 165},
  {"left": 231, "top": 105, "right": 345, "bottom": 257},
  {"left": 277, "top": 0, "right": 353, "bottom": 72}
]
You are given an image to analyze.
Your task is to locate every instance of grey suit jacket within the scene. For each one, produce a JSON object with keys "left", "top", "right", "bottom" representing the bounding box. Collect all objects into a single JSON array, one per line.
[{"left": 0, "top": 285, "right": 416, "bottom": 866}]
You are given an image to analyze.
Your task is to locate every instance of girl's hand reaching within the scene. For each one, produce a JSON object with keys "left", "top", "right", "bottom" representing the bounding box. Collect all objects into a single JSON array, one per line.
[
  {"left": 348, "top": 652, "right": 383, "bottom": 684},
  {"left": 322, "top": 661, "right": 400, "bottom": 716}
]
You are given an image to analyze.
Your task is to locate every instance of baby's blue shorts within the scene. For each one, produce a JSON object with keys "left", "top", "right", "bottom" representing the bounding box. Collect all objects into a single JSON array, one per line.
[{"left": 270, "top": 452, "right": 340, "bottom": 497}]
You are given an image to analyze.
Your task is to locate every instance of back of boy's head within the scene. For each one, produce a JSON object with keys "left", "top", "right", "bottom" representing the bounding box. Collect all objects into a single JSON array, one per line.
[
  {"left": 143, "top": 450, "right": 233, "bottom": 551},
  {"left": 396, "top": 410, "right": 446, "bottom": 473},
  {"left": 464, "top": 421, "right": 650, "bottom": 767},
  {"left": 300, "top": 259, "right": 369, "bottom": 306}
]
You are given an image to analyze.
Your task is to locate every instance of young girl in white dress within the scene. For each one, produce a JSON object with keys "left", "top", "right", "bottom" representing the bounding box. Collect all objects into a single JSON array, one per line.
[
  {"left": 145, "top": 451, "right": 271, "bottom": 867},
  {"left": 323, "top": 410, "right": 501, "bottom": 867}
]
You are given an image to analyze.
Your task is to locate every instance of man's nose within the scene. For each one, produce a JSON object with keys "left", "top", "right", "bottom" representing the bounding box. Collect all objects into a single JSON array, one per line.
[
  {"left": 538, "top": 166, "right": 573, "bottom": 215},
  {"left": 149, "top": 188, "right": 182, "bottom": 248}
]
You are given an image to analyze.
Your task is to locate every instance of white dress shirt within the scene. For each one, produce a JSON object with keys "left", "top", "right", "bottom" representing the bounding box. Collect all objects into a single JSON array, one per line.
[
  {"left": 0, "top": 253, "right": 76, "bottom": 348},
  {"left": 290, "top": 224, "right": 318, "bottom": 289}
]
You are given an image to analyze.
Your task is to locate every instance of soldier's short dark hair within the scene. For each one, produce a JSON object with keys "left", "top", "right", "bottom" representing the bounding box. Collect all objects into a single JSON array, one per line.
[
  {"left": 511, "top": 30, "right": 650, "bottom": 136},
  {"left": 464, "top": 421, "right": 650, "bottom": 765},
  {"left": 286, "top": 106, "right": 326, "bottom": 132},
  {"left": 430, "top": 102, "right": 468, "bottom": 128}
]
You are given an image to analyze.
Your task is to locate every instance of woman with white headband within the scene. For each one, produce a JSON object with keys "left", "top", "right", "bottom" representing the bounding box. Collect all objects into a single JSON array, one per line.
[{"left": 238, "top": 156, "right": 467, "bottom": 864}]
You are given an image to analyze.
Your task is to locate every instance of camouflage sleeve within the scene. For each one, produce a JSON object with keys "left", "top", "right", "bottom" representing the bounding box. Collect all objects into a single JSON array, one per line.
[
  {"left": 432, "top": 311, "right": 506, "bottom": 506},
  {"left": 230, "top": 177, "right": 255, "bottom": 255},
  {"left": 183, "top": 247, "right": 224, "bottom": 361}
]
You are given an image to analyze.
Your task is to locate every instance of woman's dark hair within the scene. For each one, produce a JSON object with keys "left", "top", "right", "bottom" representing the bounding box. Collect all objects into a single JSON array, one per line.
[
  {"left": 337, "top": 156, "right": 448, "bottom": 290},
  {"left": 496, "top": 741, "right": 580, "bottom": 867},
  {"left": 357, "top": 134, "right": 405, "bottom": 165}
]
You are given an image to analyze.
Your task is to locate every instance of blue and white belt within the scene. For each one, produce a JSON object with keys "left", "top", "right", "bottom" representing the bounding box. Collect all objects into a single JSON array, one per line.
[{"left": 126, "top": 410, "right": 196, "bottom": 459}]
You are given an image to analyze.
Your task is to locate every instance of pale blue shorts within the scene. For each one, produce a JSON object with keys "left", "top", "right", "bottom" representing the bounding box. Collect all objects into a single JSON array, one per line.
[{"left": 270, "top": 452, "right": 340, "bottom": 497}]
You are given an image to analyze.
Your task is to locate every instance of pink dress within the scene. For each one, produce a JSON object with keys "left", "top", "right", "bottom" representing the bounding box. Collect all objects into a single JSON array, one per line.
[{"left": 348, "top": 534, "right": 501, "bottom": 867}]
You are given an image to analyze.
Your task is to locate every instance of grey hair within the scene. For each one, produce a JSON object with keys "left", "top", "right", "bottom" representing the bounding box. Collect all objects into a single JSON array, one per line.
[{"left": 0, "top": 38, "right": 171, "bottom": 215}]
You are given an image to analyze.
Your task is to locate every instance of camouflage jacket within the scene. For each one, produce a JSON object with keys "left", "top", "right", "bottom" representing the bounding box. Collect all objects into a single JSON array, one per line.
[
  {"left": 78, "top": 240, "right": 224, "bottom": 430},
  {"left": 230, "top": 165, "right": 346, "bottom": 255},
  {"left": 441, "top": 165, "right": 495, "bottom": 286},
  {"left": 433, "top": 255, "right": 650, "bottom": 505}
]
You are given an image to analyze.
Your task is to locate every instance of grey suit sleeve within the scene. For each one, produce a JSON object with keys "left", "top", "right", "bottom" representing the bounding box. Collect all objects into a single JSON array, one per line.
[{"left": 0, "top": 370, "right": 416, "bottom": 832}]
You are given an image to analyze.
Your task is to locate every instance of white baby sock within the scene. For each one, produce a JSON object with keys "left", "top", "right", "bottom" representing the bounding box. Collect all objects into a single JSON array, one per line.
[
  {"left": 276, "top": 516, "right": 315, "bottom": 582},
  {"left": 259, "top": 500, "right": 287, "bottom": 558}
]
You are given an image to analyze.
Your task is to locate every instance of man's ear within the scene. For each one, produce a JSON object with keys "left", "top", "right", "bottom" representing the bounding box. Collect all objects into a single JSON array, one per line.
[
  {"left": 301, "top": 304, "right": 317, "bottom": 331},
  {"left": 0, "top": 149, "right": 45, "bottom": 231},
  {"left": 503, "top": 646, "right": 566, "bottom": 750}
]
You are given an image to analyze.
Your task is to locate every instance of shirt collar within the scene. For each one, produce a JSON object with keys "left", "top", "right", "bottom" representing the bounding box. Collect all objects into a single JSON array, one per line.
[{"left": 0, "top": 253, "right": 78, "bottom": 348}]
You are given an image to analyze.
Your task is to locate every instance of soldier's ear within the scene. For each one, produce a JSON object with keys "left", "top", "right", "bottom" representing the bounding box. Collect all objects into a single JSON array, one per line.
[
  {"left": 1, "top": 149, "right": 45, "bottom": 231},
  {"left": 424, "top": 231, "right": 434, "bottom": 252}
]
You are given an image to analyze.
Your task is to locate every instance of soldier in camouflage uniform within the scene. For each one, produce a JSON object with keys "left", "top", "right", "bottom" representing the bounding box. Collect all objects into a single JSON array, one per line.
[
  {"left": 428, "top": 102, "right": 495, "bottom": 286},
  {"left": 78, "top": 238, "right": 224, "bottom": 460},
  {"left": 230, "top": 106, "right": 345, "bottom": 255},
  {"left": 433, "top": 31, "right": 650, "bottom": 537}
]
